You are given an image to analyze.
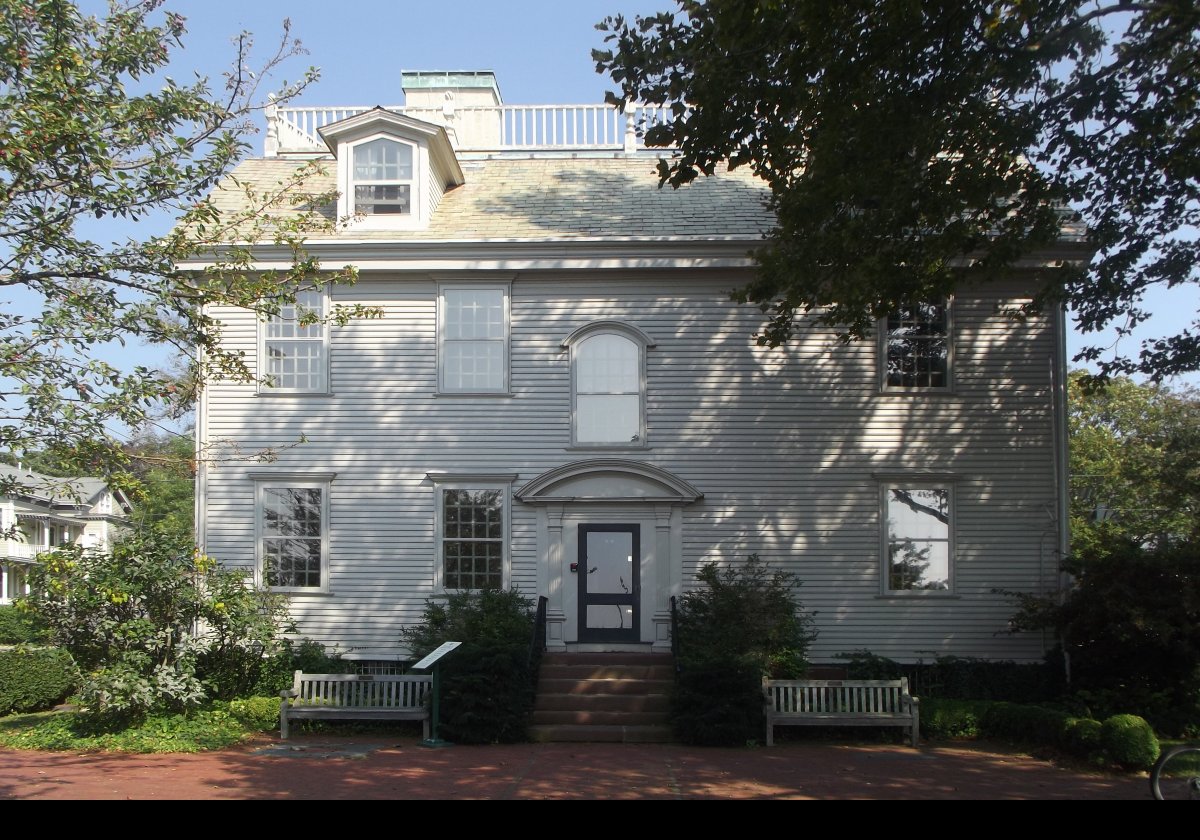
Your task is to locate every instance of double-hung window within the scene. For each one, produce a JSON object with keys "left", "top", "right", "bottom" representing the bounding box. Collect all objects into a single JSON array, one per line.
[
  {"left": 352, "top": 138, "right": 414, "bottom": 217},
  {"left": 430, "top": 477, "right": 512, "bottom": 591},
  {"left": 261, "top": 286, "right": 328, "bottom": 393},
  {"left": 257, "top": 478, "right": 330, "bottom": 592},
  {"left": 563, "top": 322, "right": 654, "bottom": 447},
  {"left": 438, "top": 284, "right": 509, "bottom": 394},
  {"left": 882, "top": 299, "right": 951, "bottom": 391},
  {"left": 882, "top": 483, "right": 953, "bottom": 593}
]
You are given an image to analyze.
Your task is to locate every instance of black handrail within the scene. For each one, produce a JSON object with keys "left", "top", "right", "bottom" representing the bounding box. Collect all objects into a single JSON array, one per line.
[
  {"left": 669, "top": 595, "right": 680, "bottom": 672},
  {"left": 528, "top": 595, "right": 548, "bottom": 671}
]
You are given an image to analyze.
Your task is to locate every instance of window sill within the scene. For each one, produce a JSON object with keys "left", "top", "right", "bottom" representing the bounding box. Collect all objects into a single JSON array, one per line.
[
  {"left": 256, "top": 391, "right": 334, "bottom": 398},
  {"left": 565, "top": 444, "right": 651, "bottom": 452},
  {"left": 433, "top": 391, "right": 513, "bottom": 398},
  {"left": 877, "top": 387, "right": 957, "bottom": 397},
  {"left": 874, "top": 593, "right": 960, "bottom": 600},
  {"left": 269, "top": 589, "right": 336, "bottom": 597}
]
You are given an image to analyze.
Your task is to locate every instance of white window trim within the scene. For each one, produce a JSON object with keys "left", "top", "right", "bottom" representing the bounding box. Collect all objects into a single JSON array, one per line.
[
  {"left": 257, "top": 284, "right": 331, "bottom": 396},
  {"left": 878, "top": 297, "right": 954, "bottom": 393},
  {"left": 879, "top": 480, "right": 956, "bottom": 596},
  {"left": 562, "top": 321, "right": 655, "bottom": 449},
  {"left": 436, "top": 281, "right": 512, "bottom": 396},
  {"left": 253, "top": 474, "right": 334, "bottom": 594},
  {"left": 338, "top": 133, "right": 424, "bottom": 231},
  {"left": 428, "top": 473, "right": 516, "bottom": 592}
]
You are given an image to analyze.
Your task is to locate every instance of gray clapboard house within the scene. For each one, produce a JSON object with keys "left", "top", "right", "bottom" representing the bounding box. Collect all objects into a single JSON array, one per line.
[{"left": 190, "top": 71, "right": 1086, "bottom": 667}]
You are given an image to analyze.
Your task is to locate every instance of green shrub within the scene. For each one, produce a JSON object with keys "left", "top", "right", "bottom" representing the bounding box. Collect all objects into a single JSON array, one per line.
[
  {"left": 672, "top": 656, "right": 764, "bottom": 746},
  {"left": 676, "top": 555, "right": 817, "bottom": 678},
  {"left": 401, "top": 589, "right": 536, "bottom": 744},
  {"left": 22, "top": 528, "right": 289, "bottom": 723},
  {"left": 1064, "top": 717, "right": 1103, "bottom": 754},
  {"left": 839, "top": 649, "right": 905, "bottom": 680},
  {"left": 0, "top": 604, "right": 47, "bottom": 644},
  {"left": 982, "top": 701, "right": 1076, "bottom": 746},
  {"left": 671, "top": 555, "right": 817, "bottom": 746},
  {"left": 919, "top": 698, "right": 990, "bottom": 740},
  {"left": 227, "top": 696, "right": 280, "bottom": 732},
  {"left": 1100, "top": 713, "right": 1160, "bottom": 770},
  {"left": 838, "top": 650, "right": 1056, "bottom": 702},
  {"left": 0, "top": 648, "right": 79, "bottom": 715}
]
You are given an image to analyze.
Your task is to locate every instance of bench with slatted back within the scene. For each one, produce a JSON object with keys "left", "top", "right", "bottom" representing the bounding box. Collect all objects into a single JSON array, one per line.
[
  {"left": 762, "top": 678, "right": 920, "bottom": 747},
  {"left": 279, "top": 671, "right": 433, "bottom": 740}
]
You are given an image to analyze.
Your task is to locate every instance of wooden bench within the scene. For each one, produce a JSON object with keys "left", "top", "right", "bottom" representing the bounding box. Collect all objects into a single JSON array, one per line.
[
  {"left": 279, "top": 671, "right": 432, "bottom": 740},
  {"left": 762, "top": 678, "right": 920, "bottom": 747}
]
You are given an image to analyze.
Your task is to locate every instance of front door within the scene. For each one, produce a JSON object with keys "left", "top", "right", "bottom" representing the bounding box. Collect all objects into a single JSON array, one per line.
[{"left": 577, "top": 524, "right": 640, "bottom": 643}]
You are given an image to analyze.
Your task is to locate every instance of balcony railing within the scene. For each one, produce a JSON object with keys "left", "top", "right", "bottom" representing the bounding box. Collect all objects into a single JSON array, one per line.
[
  {"left": 266, "top": 103, "right": 679, "bottom": 156},
  {"left": 2, "top": 541, "right": 46, "bottom": 561}
]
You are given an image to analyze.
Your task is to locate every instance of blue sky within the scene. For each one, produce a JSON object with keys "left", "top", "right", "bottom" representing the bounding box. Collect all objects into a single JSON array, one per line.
[{"left": 60, "top": 1, "right": 1200, "bottom": 395}]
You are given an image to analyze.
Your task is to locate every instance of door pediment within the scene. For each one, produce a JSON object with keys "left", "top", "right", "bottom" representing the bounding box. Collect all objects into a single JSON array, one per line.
[{"left": 514, "top": 460, "right": 702, "bottom": 505}]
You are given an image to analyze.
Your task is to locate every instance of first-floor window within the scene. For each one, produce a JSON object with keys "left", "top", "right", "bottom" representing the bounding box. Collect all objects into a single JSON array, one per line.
[
  {"left": 258, "top": 481, "right": 329, "bottom": 591},
  {"left": 883, "top": 484, "right": 952, "bottom": 592},
  {"left": 436, "top": 484, "right": 507, "bottom": 590}
]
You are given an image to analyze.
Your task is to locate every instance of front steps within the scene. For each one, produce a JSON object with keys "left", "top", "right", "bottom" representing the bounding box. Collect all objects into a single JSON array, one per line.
[{"left": 530, "top": 652, "right": 675, "bottom": 743}]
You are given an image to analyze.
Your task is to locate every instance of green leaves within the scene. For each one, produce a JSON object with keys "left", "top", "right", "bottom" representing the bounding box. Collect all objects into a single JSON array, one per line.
[
  {"left": 0, "top": 1, "right": 349, "bottom": 486},
  {"left": 596, "top": 1, "right": 1200, "bottom": 379}
]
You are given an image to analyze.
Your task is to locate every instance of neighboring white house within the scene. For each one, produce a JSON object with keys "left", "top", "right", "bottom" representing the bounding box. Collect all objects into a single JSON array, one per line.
[
  {"left": 0, "top": 464, "right": 132, "bottom": 604},
  {"left": 188, "top": 71, "right": 1089, "bottom": 666}
]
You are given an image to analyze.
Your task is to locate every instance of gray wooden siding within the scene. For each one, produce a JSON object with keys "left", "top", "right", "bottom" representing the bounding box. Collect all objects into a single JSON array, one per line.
[{"left": 201, "top": 272, "right": 1059, "bottom": 662}]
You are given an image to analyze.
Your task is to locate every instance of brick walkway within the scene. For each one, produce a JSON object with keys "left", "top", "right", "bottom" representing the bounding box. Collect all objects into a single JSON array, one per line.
[{"left": 0, "top": 737, "right": 1151, "bottom": 799}]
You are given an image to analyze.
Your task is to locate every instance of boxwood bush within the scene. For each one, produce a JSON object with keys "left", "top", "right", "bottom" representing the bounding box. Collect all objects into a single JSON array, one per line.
[
  {"left": 0, "top": 604, "right": 47, "bottom": 644},
  {"left": 401, "top": 589, "right": 536, "bottom": 744},
  {"left": 0, "top": 647, "right": 79, "bottom": 715},
  {"left": 1100, "top": 713, "right": 1159, "bottom": 769}
]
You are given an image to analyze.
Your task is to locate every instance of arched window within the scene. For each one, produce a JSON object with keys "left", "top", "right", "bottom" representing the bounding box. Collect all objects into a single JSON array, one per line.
[
  {"left": 563, "top": 322, "right": 655, "bottom": 447},
  {"left": 351, "top": 138, "right": 413, "bottom": 216}
]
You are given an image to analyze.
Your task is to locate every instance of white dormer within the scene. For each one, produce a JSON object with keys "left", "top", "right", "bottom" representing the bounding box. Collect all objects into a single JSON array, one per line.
[{"left": 318, "top": 107, "right": 466, "bottom": 231}]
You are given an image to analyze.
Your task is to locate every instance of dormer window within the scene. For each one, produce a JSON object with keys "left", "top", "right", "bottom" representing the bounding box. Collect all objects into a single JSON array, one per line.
[
  {"left": 353, "top": 138, "right": 413, "bottom": 216},
  {"left": 319, "top": 107, "right": 465, "bottom": 232}
]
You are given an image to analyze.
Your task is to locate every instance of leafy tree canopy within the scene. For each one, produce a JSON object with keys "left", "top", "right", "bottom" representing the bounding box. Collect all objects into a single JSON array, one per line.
[
  {"left": 0, "top": 0, "right": 363, "bottom": 495},
  {"left": 595, "top": 1, "right": 1200, "bottom": 381},
  {"left": 1068, "top": 369, "right": 1200, "bottom": 556}
]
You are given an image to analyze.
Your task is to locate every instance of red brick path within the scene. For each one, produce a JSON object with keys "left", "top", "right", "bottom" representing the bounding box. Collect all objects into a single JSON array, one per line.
[{"left": 0, "top": 736, "right": 1152, "bottom": 800}]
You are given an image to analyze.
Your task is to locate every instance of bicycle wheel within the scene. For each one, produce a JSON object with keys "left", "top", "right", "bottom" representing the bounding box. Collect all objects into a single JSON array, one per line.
[{"left": 1151, "top": 745, "right": 1200, "bottom": 800}]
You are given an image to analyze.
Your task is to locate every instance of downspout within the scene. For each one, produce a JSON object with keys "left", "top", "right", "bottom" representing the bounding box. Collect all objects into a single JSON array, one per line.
[
  {"left": 1052, "top": 300, "right": 1071, "bottom": 684},
  {"left": 194, "top": 313, "right": 208, "bottom": 560}
]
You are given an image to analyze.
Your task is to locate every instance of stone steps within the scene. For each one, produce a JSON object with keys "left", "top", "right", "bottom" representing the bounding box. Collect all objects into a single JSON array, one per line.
[{"left": 530, "top": 651, "right": 676, "bottom": 743}]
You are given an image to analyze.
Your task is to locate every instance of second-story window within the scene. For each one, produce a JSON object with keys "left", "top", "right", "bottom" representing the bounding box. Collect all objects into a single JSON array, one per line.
[
  {"left": 438, "top": 285, "right": 509, "bottom": 394},
  {"left": 352, "top": 138, "right": 413, "bottom": 216},
  {"left": 261, "top": 286, "right": 328, "bottom": 394},
  {"left": 562, "top": 321, "right": 655, "bottom": 448},
  {"left": 882, "top": 299, "right": 951, "bottom": 391}
]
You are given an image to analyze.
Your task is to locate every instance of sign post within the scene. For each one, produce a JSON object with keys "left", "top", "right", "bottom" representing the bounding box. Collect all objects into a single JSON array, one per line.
[{"left": 413, "top": 641, "right": 462, "bottom": 748}]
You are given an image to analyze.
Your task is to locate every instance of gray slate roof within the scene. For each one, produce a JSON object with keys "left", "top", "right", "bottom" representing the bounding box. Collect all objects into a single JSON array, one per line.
[
  {"left": 208, "top": 155, "right": 774, "bottom": 242},
  {"left": 0, "top": 463, "right": 109, "bottom": 508}
]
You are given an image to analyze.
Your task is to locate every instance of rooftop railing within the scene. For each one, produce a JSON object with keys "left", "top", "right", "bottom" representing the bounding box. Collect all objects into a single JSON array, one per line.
[{"left": 266, "top": 103, "right": 678, "bottom": 156}]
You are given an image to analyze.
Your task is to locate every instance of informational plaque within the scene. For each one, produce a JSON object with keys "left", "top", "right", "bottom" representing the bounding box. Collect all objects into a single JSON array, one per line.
[{"left": 413, "top": 641, "right": 462, "bottom": 671}]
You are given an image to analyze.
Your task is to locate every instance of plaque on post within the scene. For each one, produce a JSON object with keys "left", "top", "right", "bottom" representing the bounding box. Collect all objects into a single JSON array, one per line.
[{"left": 414, "top": 641, "right": 461, "bottom": 748}]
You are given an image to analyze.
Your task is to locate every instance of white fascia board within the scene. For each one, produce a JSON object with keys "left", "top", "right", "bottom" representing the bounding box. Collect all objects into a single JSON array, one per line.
[{"left": 176, "top": 237, "right": 765, "bottom": 272}]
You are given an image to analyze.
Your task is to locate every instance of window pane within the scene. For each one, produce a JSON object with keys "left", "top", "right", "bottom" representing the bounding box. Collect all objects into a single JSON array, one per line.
[
  {"left": 354, "top": 184, "right": 411, "bottom": 215},
  {"left": 578, "top": 334, "right": 638, "bottom": 393},
  {"left": 263, "top": 488, "right": 322, "bottom": 537},
  {"left": 353, "top": 139, "right": 413, "bottom": 180},
  {"left": 577, "top": 394, "right": 640, "bottom": 443},
  {"left": 444, "top": 289, "right": 504, "bottom": 339},
  {"left": 262, "top": 486, "right": 322, "bottom": 589},
  {"left": 886, "top": 488, "right": 949, "bottom": 540},
  {"left": 888, "top": 541, "right": 950, "bottom": 591},
  {"left": 443, "top": 341, "right": 504, "bottom": 391},
  {"left": 264, "top": 341, "right": 326, "bottom": 391},
  {"left": 441, "top": 489, "right": 504, "bottom": 590},
  {"left": 886, "top": 300, "right": 948, "bottom": 388}
]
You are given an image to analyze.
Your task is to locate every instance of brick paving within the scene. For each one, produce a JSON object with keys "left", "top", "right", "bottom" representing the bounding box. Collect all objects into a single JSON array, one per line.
[{"left": 0, "top": 737, "right": 1151, "bottom": 800}]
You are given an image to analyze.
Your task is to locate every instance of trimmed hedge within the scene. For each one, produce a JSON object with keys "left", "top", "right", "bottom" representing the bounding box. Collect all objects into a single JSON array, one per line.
[
  {"left": 0, "top": 647, "right": 79, "bottom": 715},
  {"left": 1100, "top": 713, "right": 1159, "bottom": 769},
  {"left": 0, "top": 605, "right": 46, "bottom": 644},
  {"left": 672, "top": 656, "right": 765, "bottom": 746},
  {"left": 919, "top": 698, "right": 1160, "bottom": 770},
  {"left": 436, "top": 643, "right": 533, "bottom": 744}
]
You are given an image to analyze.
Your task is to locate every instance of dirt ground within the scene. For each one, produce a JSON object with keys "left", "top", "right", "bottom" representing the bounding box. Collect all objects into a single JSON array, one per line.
[{"left": 0, "top": 736, "right": 1153, "bottom": 799}]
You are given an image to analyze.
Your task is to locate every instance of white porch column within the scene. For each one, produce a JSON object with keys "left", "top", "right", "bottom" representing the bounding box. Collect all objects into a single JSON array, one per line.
[
  {"left": 544, "top": 504, "right": 567, "bottom": 651},
  {"left": 651, "top": 503, "right": 674, "bottom": 652}
]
